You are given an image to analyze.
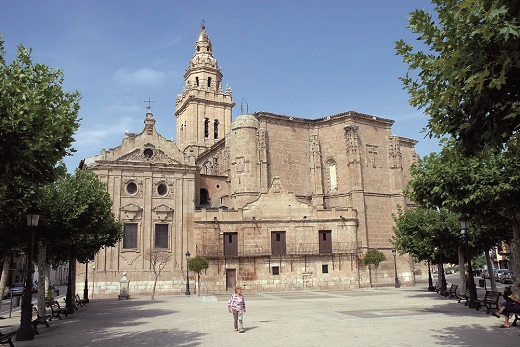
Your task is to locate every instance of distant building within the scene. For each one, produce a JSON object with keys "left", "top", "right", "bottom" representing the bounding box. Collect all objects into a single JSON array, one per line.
[{"left": 78, "top": 24, "right": 422, "bottom": 296}]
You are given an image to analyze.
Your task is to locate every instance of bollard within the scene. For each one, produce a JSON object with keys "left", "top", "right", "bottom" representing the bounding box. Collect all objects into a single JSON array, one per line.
[{"left": 118, "top": 272, "right": 130, "bottom": 300}]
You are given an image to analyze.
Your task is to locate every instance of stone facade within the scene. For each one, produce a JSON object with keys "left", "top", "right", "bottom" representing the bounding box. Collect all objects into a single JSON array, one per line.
[{"left": 77, "top": 24, "right": 424, "bottom": 296}]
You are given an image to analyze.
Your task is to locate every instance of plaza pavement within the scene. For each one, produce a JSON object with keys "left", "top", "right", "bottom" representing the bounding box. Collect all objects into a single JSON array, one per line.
[{"left": 1, "top": 285, "right": 519, "bottom": 347}]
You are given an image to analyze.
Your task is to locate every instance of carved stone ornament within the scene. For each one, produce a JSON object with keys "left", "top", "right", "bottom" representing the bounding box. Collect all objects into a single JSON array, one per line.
[
  {"left": 120, "top": 203, "right": 143, "bottom": 220},
  {"left": 153, "top": 177, "right": 173, "bottom": 197},
  {"left": 152, "top": 204, "right": 174, "bottom": 221},
  {"left": 121, "top": 177, "right": 144, "bottom": 197},
  {"left": 117, "top": 148, "right": 181, "bottom": 165}
]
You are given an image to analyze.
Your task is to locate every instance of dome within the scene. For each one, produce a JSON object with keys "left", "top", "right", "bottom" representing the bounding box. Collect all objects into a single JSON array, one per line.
[{"left": 231, "top": 114, "right": 259, "bottom": 130}]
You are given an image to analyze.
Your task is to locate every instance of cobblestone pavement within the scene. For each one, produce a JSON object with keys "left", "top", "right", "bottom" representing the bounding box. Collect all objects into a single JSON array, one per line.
[{"left": 1, "top": 286, "right": 519, "bottom": 347}]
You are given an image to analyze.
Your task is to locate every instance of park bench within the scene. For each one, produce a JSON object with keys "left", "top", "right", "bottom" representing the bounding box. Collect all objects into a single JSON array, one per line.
[
  {"left": 0, "top": 330, "right": 16, "bottom": 347},
  {"left": 447, "top": 284, "right": 459, "bottom": 299},
  {"left": 475, "top": 290, "right": 502, "bottom": 314},
  {"left": 434, "top": 282, "right": 449, "bottom": 297},
  {"left": 456, "top": 287, "right": 470, "bottom": 305},
  {"left": 32, "top": 306, "right": 51, "bottom": 335},
  {"left": 46, "top": 300, "right": 68, "bottom": 320},
  {"left": 75, "top": 294, "right": 87, "bottom": 307},
  {"left": 63, "top": 294, "right": 87, "bottom": 310}
]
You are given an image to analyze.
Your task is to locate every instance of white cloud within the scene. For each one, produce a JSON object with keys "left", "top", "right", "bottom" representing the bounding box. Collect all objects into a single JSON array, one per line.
[
  {"left": 113, "top": 68, "right": 166, "bottom": 86},
  {"left": 74, "top": 115, "right": 140, "bottom": 148}
]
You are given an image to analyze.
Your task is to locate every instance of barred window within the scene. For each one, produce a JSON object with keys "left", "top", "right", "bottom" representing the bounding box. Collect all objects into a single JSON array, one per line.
[
  {"left": 155, "top": 224, "right": 169, "bottom": 249},
  {"left": 123, "top": 223, "right": 138, "bottom": 249}
]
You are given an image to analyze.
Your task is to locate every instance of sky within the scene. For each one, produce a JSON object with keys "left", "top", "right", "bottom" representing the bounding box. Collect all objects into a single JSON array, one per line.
[{"left": 1, "top": 0, "right": 440, "bottom": 171}]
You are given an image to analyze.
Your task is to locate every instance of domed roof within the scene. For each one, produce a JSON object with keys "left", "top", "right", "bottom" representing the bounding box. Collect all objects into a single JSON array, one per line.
[{"left": 231, "top": 114, "right": 259, "bottom": 130}]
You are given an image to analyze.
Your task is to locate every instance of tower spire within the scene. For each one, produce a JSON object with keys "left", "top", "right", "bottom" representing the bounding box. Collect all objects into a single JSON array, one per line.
[{"left": 175, "top": 23, "right": 235, "bottom": 156}]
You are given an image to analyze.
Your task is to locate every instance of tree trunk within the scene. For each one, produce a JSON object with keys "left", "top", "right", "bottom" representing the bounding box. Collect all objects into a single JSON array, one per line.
[
  {"left": 0, "top": 255, "right": 10, "bottom": 312},
  {"left": 485, "top": 250, "right": 497, "bottom": 292},
  {"left": 37, "top": 241, "right": 46, "bottom": 316},
  {"left": 152, "top": 275, "right": 158, "bottom": 300},
  {"left": 197, "top": 272, "right": 201, "bottom": 296},
  {"left": 374, "top": 266, "right": 378, "bottom": 289},
  {"left": 458, "top": 246, "right": 466, "bottom": 294},
  {"left": 512, "top": 215, "right": 520, "bottom": 295}
]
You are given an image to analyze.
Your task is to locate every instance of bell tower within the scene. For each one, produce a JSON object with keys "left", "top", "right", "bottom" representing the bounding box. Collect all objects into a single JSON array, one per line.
[{"left": 175, "top": 23, "right": 235, "bottom": 156}]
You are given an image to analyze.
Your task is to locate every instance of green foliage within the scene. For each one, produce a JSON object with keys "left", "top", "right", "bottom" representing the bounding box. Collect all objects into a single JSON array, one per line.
[
  {"left": 188, "top": 256, "right": 209, "bottom": 274},
  {"left": 473, "top": 254, "right": 487, "bottom": 268},
  {"left": 38, "top": 170, "right": 123, "bottom": 264},
  {"left": 0, "top": 36, "right": 80, "bottom": 255},
  {"left": 396, "top": 0, "right": 520, "bottom": 153},
  {"left": 363, "top": 249, "right": 386, "bottom": 269},
  {"left": 406, "top": 140, "right": 515, "bottom": 249},
  {"left": 391, "top": 206, "right": 461, "bottom": 263}
]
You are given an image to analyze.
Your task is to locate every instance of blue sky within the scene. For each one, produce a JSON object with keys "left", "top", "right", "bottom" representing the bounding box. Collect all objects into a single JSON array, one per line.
[{"left": 1, "top": 0, "right": 439, "bottom": 171}]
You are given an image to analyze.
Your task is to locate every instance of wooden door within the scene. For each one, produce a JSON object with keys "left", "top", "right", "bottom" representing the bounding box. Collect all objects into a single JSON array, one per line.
[
  {"left": 271, "top": 231, "right": 286, "bottom": 255},
  {"left": 224, "top": 232, "right": 238, "bottom": 256},
  {"left": 319, "top": 230, "right": 332, "bottom": 253}
]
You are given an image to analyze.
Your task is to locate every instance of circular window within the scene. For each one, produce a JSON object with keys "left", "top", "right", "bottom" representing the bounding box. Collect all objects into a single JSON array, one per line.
[
  {"left": 143, "top": 148, "right": 154, "bottom": 158},
  {"left": 126, "top": 182, "right": 138, "bottom": 195},
  {"left": 157, "top": 183, "right": 168, "bottom": 196},
  {"left": 216, "top": 184, "right": 220, "bottom": 188}
]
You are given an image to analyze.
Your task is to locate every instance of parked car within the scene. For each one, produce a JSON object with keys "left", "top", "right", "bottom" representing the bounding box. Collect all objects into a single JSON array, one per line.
[
  {"left": 494, "top": 269, "right": 509, "bottom": 282},
  {"left": 500, "top": 271, "right": 515, "bottom": 284},
  {"left": 8, "top": 282, "right": 25, "bottom": 296}
]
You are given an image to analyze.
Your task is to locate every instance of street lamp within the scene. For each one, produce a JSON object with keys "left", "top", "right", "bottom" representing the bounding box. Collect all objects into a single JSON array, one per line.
[
  {"left": 427, "top": 258, "right": 435, "bottom": 291},
  {"left": 392, "top": 248, "right": 400, "bottom": 288},
  {"left": 185, "top": 251, "right": 191, "bottom": 296},
  {"left": 16, "top": 209, "right": 40, "bottom": 341},
  {"left": 460, "top": 214, "right": 478, "bottom": 309},
  {"left": 83, "top": 260, "right": 91, "bottom": 303}
]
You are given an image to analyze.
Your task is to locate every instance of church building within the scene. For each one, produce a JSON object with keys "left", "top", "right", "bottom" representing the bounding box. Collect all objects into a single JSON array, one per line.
[{"left": 78, "top": 24, "right": 422, "bottom": 296}]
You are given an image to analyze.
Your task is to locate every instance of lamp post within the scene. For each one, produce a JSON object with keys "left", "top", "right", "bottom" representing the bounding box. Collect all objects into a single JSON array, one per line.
[
  {"left": 392, "top": 248, "right": 400, "bottom": 288},
  {"left": 185, "top": 251, "right": 191, "bottom": 296},
  {"left": 83, "top": 261, "right": 90, "bottom": 303},
  {"left": 427, "top": 258, "right": 435, "bottom": 291},
  {"left": 460, "top": 214, "right": 478, "bottom": 309},
  {"left": 16, "top": 210, "right": 39, "bottom": 341}
]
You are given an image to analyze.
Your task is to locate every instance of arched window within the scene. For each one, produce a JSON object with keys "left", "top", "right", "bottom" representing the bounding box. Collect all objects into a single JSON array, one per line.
[
  {"left": 195, "top": 77, "right": 199, "bottom": 87},
  {"left": 200, "top": 188, "right": 210, "bottom": 206},
  {"left": 207, "top": 77, "right": 212, "bottom": 88},
  {"left": 326, "top": 159, "right": 338, "bottom": 192},
  {"left": 204, "top": 118, "right": 210, "bottom": 138},
  {"left": 214, "top": 119, "right": 219, "bottom": 139}
]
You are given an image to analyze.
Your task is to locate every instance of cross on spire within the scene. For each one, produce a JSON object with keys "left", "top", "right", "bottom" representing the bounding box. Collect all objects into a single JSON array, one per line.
[
  {"left": 144, "top": 98, "right": 155, "bottom": 111},
  {"left": 201, "top": 19, "right": 205, "bottom": 29}
]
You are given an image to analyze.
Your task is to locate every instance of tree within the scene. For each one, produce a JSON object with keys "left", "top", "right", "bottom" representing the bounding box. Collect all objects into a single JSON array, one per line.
[
  {"left": 363, "top": 249, "right": 387, "bottom": 289},
  {"left": 145, "top": 250, "right": 172, "bottom": 300},
  {"left": 406, "top": 140, "right": 518, "bottom": 289},
  {"left": 0, "top": 36, "right": 80, "bottom": 231},
  {"left": 37, "top": 170, "right": 123, "bottom": 310},
  {"left": 396, "top": 0, "right": 520, "bottom": 154},
  {"left": 392, "top": 206, "right": 467, "bottom": 292},
  {"left": 188, "top": 256, "right": 209, "bottom": 296}
]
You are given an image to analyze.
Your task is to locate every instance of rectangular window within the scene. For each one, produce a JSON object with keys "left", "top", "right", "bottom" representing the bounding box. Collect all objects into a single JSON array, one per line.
[
  {"left": 322, "top": 264, "right": 329, "bottom": 274},
  {"left": 123, "top": 223, "right": 138, "bottom": 249},
  {"left": 271, "top": 231, "right": 286, "bottom": 256},
  {"left": 272, "top": 266, "right": 280, "bottom": 275},
  {"left": 319, "top": 230, "right": 332, "bottom": 254},
  {"left": 155, "top": 224, "right": 169, "bottom": 249}
]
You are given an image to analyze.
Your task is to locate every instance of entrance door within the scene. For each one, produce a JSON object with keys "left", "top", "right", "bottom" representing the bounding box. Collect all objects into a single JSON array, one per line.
[
  {"left": 319, "top": 230, "right": 332, "bottom": 253},
  {"left": 226, "top": 269, "right": 236, "bottom": 290}
]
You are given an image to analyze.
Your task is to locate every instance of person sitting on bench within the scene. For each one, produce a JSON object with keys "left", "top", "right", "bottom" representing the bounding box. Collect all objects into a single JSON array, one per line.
[{"left": 493, "top": 283, "right": 520, "bottom": 328}]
